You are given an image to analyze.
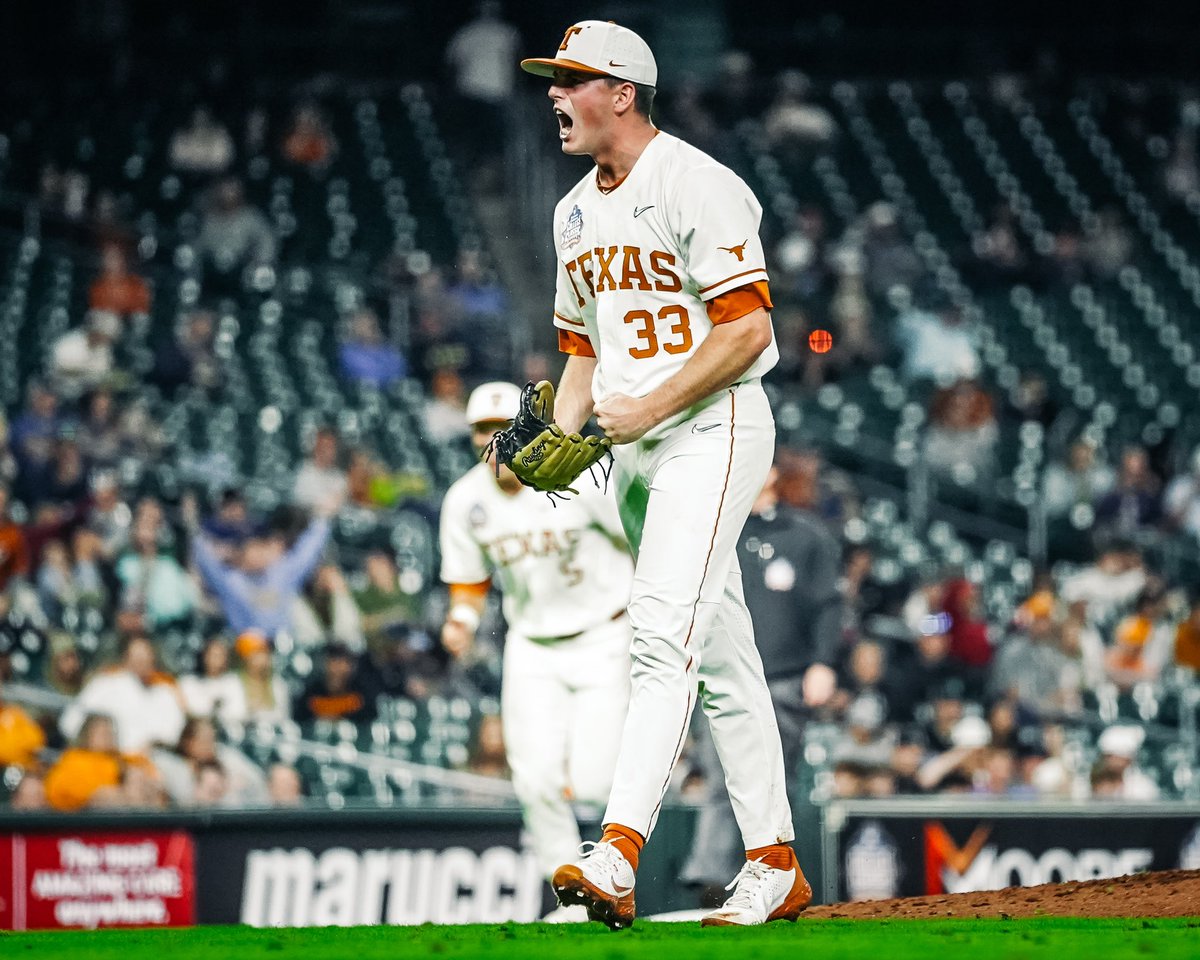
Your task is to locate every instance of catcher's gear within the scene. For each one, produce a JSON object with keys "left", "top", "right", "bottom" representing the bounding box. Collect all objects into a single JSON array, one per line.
[{"left": 487, "top": 381, "right": 612, "bottom": 495}]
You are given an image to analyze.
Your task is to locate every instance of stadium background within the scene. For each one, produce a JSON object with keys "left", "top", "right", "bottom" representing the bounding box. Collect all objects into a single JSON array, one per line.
[{"left": 1, "top": 0, "right": 1199, "bottom": 931}]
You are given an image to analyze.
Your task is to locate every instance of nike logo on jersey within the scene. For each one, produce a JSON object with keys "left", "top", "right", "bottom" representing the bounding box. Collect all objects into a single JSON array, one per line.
[
  {"left": 719, "top": 239, "right": 749, "bottom": 262},
  {"left": 633, "top": 205, "right": 655, "bottom": 218},
  {"left": 692, "top": 422, "right": 723, "bottom": 434}
]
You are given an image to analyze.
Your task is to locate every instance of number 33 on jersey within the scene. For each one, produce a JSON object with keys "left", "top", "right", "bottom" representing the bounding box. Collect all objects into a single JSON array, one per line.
[{"left": 553, "top": 131, "right": 780, "bottom": 404}]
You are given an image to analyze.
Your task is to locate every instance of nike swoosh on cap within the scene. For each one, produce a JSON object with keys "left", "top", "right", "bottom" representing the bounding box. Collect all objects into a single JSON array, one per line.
[{"left": 608, "top": 60, "right": 627, "bottom": 67}]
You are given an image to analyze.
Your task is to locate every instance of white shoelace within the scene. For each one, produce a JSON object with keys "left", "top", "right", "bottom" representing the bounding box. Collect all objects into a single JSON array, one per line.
[
  {"left": 722, "top": 858, "right": 773, "bottom": 910},
  {"left": 577, "top": 841, "right": 632, "bottom": 889}
]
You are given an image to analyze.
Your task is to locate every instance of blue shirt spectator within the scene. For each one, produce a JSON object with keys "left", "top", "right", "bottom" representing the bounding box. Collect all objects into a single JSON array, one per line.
[
  {"left": 192, "top": 517, "right": 331, "bottom": 638},
  {"left": 338, "top": 309, "right": 407, "bottom": 388}
]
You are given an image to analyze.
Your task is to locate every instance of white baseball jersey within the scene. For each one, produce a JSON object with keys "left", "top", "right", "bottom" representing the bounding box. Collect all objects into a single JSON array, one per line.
[
  {"left": 552, "top": 131, "right": 778, "bottom": 418},
  {"left": 439, "top": 463, "right": 633, "bottom": 639}
]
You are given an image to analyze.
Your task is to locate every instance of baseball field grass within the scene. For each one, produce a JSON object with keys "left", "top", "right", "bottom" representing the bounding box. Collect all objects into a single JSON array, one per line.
[{"left": 4, "top": 917, "right": 1200, "bottom": 960}]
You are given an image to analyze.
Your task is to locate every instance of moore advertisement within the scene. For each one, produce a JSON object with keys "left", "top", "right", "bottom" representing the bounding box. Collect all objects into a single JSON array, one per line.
[{"left": 826, "top": 801, "right": 1200, "bottom": 902}]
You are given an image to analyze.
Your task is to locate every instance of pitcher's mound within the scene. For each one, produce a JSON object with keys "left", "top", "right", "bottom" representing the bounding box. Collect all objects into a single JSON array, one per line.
[{"left": 805, "top": 869, "right": 1200, "bottom": 919}]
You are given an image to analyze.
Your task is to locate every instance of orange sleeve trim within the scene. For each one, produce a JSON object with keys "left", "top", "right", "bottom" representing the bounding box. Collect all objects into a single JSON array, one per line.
[
  {"left": 706, "top": 281, "right": 773, "bottom": 325},
  {"left": 554, "top": 310, "right": 586, "bottom": 328},
  {"left": 557, "top": 329, "right": 597, "bottom": 357},
  {"left": 449, "top": 581, "right": 491, "bottom": 602},
  {"left": 698, "top": 267, "right": 769, "bottom": 296}
]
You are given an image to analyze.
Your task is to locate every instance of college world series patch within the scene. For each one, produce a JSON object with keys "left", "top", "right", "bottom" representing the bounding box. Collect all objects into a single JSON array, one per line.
[{"left": 560, "top": 204, "right": 583, "bottom": 250}]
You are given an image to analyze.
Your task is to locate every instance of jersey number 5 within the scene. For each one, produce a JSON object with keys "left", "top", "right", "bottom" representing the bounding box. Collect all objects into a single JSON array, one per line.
[{"left": 624, "top": 305, "right": 693, "bottom": 359}]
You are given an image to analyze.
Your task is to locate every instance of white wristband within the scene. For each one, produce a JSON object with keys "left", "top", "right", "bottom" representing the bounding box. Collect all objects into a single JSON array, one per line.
[{"left": 448, "top": 604, "right": 481, "bottom": 632}]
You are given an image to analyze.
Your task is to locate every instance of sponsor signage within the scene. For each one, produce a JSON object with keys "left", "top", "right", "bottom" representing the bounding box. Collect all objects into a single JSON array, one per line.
[
  {"left": 830, "top": 807, "right": 1200, "bottom": 902},
  {"left": 194, "top": 821, "right": 551, "bottom": 926},
  {"left": 0, "top": 831, "right": 195, "bottom": 930}
]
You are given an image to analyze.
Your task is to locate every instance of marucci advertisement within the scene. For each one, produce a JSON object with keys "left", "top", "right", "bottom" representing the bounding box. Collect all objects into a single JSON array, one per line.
[{"left": 832, "top": 807, "right": 1200, "bottom": 902}]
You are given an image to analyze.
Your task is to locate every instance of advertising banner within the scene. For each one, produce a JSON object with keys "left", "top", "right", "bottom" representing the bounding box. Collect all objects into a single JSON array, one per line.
[
  {"left": 0, "top": 831, "right": 195, "bottom": 931},
  {"left": 829, "top": 805, "right": 1200, "bottom": 903}
]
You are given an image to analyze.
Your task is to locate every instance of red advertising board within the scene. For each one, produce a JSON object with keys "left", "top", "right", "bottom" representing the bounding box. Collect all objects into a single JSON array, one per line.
[{"left": 0, "top": 831, "right": 195, "bottom": 930}]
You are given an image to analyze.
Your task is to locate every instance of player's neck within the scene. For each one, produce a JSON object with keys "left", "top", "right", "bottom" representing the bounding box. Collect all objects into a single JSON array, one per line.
[{"left": 594, "top": 124, "right": 659, "bottom": 192}]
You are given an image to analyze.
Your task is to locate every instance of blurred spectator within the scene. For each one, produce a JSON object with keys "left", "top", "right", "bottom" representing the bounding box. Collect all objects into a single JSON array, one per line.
[
  {"left": 444, "top": 1, "right": 519, "bottom": 180},
  {"left": 45, "top": 436, "right": 88, "bottom": 506},
  {"left": 0, "top": 414, "right": 17, "bottom": 488},
  {"left": 447, "top": 250, "right": 507, "bottom": 333},
  {"left": 179, "top": 636, "right": 236, "bottom": 720},
  {"left": 831, "top": 694, "right": 896, "bottom": 776},
  {"left": 1175, "top": 593, "right": 1200, "bottom": 671},
  {"left": 1164, "top": 446, "right": 1200, "bottom": 543},
  {"left": 970, "top": 203, "right": 1030, "bottom": 288},
  {"left": 772, "top": 206, "right": 831, "bottom": 305},
  {"left": 153, "top": 717, "right": 268, "bottom": 807},
  {"left": 467, "top": 712, "right": 509, "bottom": 778},
  {"left": 1042, "top": 438, "right": 1116, "bottom": 519},
  {"left": 1040, "top": 221, "right": 1087, "bottom": 288},
  {"left": 941, "top": 577, "right": 993, "bottom": 674},
  {"left": 916, "top": 714, "right": 991, "bottom": 792},
  {"left": 36, "top": 536, "right": 107, "bottom": 621},
  {"left": 762, "top": 70, "right": 836, "bottom": 156},
  {"left": 196, "top": 178, "right": 276, "bottom": 283},
  {"left": 169, "top": 107, "right": 235, "bottom": 176},
  {"left": 1005, "top": 369, "right": 1060, "bottom": 429},
  {"left": 44, "top": 715, "right": 161, "bottom": 812},
  {"left": 1060, "top": 538, "right": 1146, "bottom": 627},
  {"left": 1091, "top": 725, "right": 1160, "bottom": 800},
  {"left": 0, "top": 688, "right": 45, "bottom": 768},
  {"left": 707, "top": 50, "right": 758, "bottom": 130},
  {"left": 191, "top": 503, "right": 334, "bottom": 637},
  {"left": 1081, "top": 207, "right": 1133, "bottom": 279},
  {"left": 773, "top": 447, "right": 854, "bottom": 522},
  {"left": 193, "top": 761, "right": 229, "bottom": 807},
  {"left": 88, "top": 244, "right": 151, "bottom": 317},
  {"left": 115, "top": 510, "right": 197, "bottom": 629},
  {"left": 10, "top": 773, "right": 49, "bottom": 811},
  {"left": 355, "top": 550, "right": 433, "bottom": 696},
  {"left": 1164, "top": 129, "right": 1200, "bottom": 202},
  {"left": 923, "top": 380, "right": 998, "bottom": 484},
  {"left": 292, "top": 564, "right": 365, "bottom": 651},
  {"left": 151, "top": 309, "right": 220, "bottom": 398},
  {"left": 230, "top": 630, "right": 291, "bottom": 724},
  {"left": 897, "top": 294, "right": 981, "bottom": 384},
  {"left": 267, "top": 762, "right": 305, "bottom": 806},
  {"left": 293, "top": 643, "right": 377, "bottom": 724},
  {"left": 0, "top": 485, "right": 30, "bottom": 591},
  {"left": 860, "top": 203, "right": 924, "bottom": 298},
  {"left": 77, "top": 389, "right": 122, "bottom": 468},
  {"left": 281, "top": 102, "right": 337, "bottom": 170},
  {"left": 44, "top": 632, "right": 85, "bottom": 700},
  {"left": 1094, "top": 445, "right": 1162, "bottom": 535},
  {"left": 338, "top": 308, "right": 407, "bottom": 387},
  {"left": 199, "top": 489, "right": 257, "bottom": 551},
  {"left": 1106, "top": 585, "right": 1173, "bottom": 688},
  {"left": 87, "top": 473, "right": 132, "bottom": 561},
  {"left": 989, "top": 604, "right": 1080, "bottom": 715},
  {"left": 51, "top": 309, "right": 120, "bottom": 400},
  {"left": 292, "top": 427, "right": 347, "bottom": 510},
  {"left": 422, "top": 367, "right": 472, "bottom": 445},
  {"left": 884, "top": 612, "right": 962, "bottom": 721},
  {"left": 59, "top": 635, "right": 186, "bottom": 755},
  {"left": 10, "top": 381, "right": 62, "bottom": 493}
]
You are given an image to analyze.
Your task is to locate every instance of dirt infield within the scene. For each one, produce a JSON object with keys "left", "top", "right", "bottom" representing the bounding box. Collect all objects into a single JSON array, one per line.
[{"left": 805, "top": 869, "right": 1200, "bottom": 919}]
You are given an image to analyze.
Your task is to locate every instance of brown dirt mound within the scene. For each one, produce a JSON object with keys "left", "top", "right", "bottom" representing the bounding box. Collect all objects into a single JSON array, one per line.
[{"left": 805, "top": 869, "right": 1200, "bottom": 919}]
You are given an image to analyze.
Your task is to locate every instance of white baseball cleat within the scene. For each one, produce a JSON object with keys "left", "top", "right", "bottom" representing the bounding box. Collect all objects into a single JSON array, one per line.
[
  {"left": 699, "top": 857, "right": 813, "bottom": 927},
  {"left": 540, "top": 903, "right": 590, "bottom": 923},
  {"left": 551, "top": 841, "right": 637, "bottom": 930}
]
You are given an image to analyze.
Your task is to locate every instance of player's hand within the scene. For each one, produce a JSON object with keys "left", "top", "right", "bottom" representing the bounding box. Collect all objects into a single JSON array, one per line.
[
  {"left": 802, "top": 663, "right": 837, "bottom": 708},
  {"left": 441, "top": 619, "right": 474, "bottom": 659},
  {"left": 594, "top": 393, "right": 657, "bottom": 445}
]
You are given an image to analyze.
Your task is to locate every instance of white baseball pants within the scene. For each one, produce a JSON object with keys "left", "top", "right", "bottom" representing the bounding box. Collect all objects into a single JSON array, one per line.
[
  {"left": 604, "top": 381, "right": 794, "bottom": 849},
  {"left": 501, "top": 614, "right": 632, "bottom": 878}
]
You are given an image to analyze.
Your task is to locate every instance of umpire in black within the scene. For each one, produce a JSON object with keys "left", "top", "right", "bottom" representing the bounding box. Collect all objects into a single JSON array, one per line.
[{"left": 680, "top": 456, "right": 843, "bottom": 898}]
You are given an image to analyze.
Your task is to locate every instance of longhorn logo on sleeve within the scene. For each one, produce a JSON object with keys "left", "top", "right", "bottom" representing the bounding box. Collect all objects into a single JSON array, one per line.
[{"left": 719, "top": 239, "right": 749, "bottom": 261}]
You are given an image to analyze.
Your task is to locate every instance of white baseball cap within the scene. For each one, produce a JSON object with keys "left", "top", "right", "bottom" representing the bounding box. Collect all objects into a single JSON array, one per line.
[
  {"left": 521, "top": 20, "right": 657, "bottom": 88},
  {"left": 465, "top": 381, "right": 522, "bottom": 426}
]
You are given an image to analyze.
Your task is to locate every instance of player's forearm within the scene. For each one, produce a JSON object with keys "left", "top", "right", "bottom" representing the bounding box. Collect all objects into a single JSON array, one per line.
[
  {"left": 643, "top": 308, "right": 772, "bottom": 426},
  {"left": 555, "top": 354, "right": 599, "bottom": 434}
]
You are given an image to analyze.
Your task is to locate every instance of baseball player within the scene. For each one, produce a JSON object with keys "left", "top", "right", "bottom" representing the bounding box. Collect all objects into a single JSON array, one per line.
[
  {"left": 512, "top": 20, "right": 811, "bottom": 929},
  {"left": 438, "top": 381, "right": 634, "bottom": 914}
]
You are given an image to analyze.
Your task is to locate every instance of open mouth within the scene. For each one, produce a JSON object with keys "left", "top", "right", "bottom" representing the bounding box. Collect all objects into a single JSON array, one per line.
[{"left": 555, "top": 108, "right": 574, "bottom": 140}]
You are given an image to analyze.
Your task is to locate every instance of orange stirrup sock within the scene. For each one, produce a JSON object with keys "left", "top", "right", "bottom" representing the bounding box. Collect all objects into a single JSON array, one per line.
[
  {"left": 745, "top": 843, "right": 797, "bottom": 870},
  {"left": 600, "top": 823, "right": 645, "bottom": 872}
]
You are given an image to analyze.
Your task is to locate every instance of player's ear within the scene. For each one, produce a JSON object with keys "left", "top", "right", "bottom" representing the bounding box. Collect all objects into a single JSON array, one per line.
[{"left": 610, "top": 80, "right": 637, "bottom": 117}]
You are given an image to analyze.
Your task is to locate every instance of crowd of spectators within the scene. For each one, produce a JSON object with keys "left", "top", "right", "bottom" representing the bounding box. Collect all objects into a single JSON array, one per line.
[{"left": 2, "top": 35, "right": 1200, "bottom": 820}]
